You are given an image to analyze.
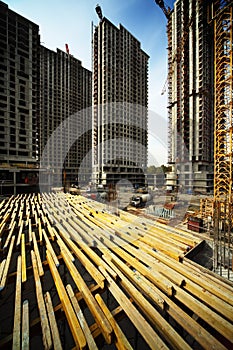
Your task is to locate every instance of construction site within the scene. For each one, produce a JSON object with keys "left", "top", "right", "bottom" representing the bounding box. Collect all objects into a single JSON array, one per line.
[
  {"left": 0, "top": 192, "right": 232, "bottom": 349},
  {"left": 0, "top": 0, "right": 232, "bottom": 349}
]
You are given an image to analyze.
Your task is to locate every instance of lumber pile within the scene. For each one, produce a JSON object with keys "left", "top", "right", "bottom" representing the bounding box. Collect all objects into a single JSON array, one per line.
[{"left": 0, "top": 193, "right": 232, "bottom": 349}]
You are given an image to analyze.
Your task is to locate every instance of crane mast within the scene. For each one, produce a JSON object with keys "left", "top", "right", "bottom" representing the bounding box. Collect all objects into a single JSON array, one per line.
[{"left": 154, "top": 0, "right": 171, "bottom": 19}]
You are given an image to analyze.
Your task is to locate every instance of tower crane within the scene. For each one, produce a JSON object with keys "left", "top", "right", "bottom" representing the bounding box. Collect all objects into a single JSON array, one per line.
[
  {"left": 95, "top": 4, "right": 103, "bottom": 20},
  {"left": 155, "top": 0, "right": 171, "bottom": 19},
  {"left": 155, "top": 1, "right": 194, "bottom": 95}
]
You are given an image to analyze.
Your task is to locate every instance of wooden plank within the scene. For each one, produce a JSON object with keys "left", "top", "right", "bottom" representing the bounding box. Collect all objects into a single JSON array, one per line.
[
  {"left": 183, "top": 277, "right": 233, "bottom": 322},
  {"left": 99, "top": 266, "right": 169, "bottom": 350},
  {"left": 16, "top": 221, "right": 24, "bottom": 247},
  {"left": 46, "top": 250, "right": 86, "bottom": 350},
  {"left": 12, "top": 255, "right": 22, "bottom": 350},
  {"left": 0, "top": 222, "right": 6, "bottom": 237},
  {"left": 22, "top": 300, "right": 29, "bottom": 350},
  {"left": 0, "top": 235, "right": 15, "bottom": 291},
  {"left": 28, "top": 219, "right": 32, "bottom": 244},
  {"left": 102, "top": 252, "right": 164, "bottom": 308},
  {"left": 119, "top": 210, "right": 200, "bottom": 246},
  {"left": 95, "top": 293, "right": 133, "bottom": 350},
  {"left": 55, "top": 235, "right": 75, "bottom": 263},
  {"left": 146, "top": 247, "right": 233, "bottom": 307},
  {"left": 25, "top": 204, "right": 30, "bottom": 226},
  {"left": 183, "top": 258, "right": 233, "bottom": 303},
  {"left": 60, "top": 249, "right": 113, "bottom": 344},
  {"left": 45, "top": 217, "right": 55, "bottom": 241},
  {"left": 140, "top": 244, "right": 233, "bottom": 320},
  {"left": 163, "top": 295, "right": 227, "bottom": 350},
  {"left": 34, "top": 208, "right": 38, "bottom": 226},
  {"left": 3, "top": 221, "right": 16, "bottom": 250},
  {"left": 103, "top": 255, "right": 191, "bottom": 350},
  {"left": 21, "top": 234, "right": 27, "bottom": 283},
  {"left": 174, "top": 286, "right": 233, "bottom": 344},
  {"left": 18, "top": 209, "right": 23, "bottom": 228},
  {"left": 65, "top": 204, "right": 176, "bottom": 294},
  {"left": 83, "top": 213, "right": 186, "bottom": 287},
  {"left": 0, "top": 259, "right": 6, "bottom": 282},
  {"left": 55, "top": 227, "right": 105, "bottom": 289},
  {"left": 32, "top": 231, "right": 44, "bottom": 277},
  {"left": 55, "top": 220, "right": 117, "bottom": 280},
  {"left": 139, "top": 234, "right": 184, "bottom": 260},
  {"left": 91, "top": 228, "right": 174, "bottom": 296},
  {"left": 38, "top": 218, "right": 43, "bottom": 243},
  {"left": 2, "top": 211, "right": 11, "bottom": 225},
  {"left": 31, "top": 250, "right": 52, "bottom": 350},
  {"left": 44, "top": 292, "right": 62, "bottom": 350},
  {"left": 84, "top": 205, "right": 190, "bottom": 254},
  {"left": 66, "top": 284, "right": 98, "bottom": 350},
  {"left": 8, "top": 212, "right": 16, "bottom": 230},
  {"left": 42, "top": 229, "right": 59, "bottom": 267}
]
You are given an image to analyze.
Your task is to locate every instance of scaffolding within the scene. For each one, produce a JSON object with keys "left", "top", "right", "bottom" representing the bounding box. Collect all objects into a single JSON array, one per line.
[
  {"left": 213, "top": 199, "right": 233, "bottom": 280},
  {"left": 200, "top": 0, "right": 233, "bottom": 210},
  {"left": 199, "top": 2, "right": 233, "bottom": 281},
  {"left": 163, "top": 1, "right": 214, "bottom": 192},
  {"left": 213, "top": 1, "right": 233, "bottom": 201}
]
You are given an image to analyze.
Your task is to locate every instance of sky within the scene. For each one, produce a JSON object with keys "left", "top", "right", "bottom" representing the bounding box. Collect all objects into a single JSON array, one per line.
[{"left": 4, "top": 0, "right": 175, "bottom": 165}]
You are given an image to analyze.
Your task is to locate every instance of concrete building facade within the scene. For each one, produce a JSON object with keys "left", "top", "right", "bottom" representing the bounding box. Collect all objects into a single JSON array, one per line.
[
  {"left": 0, "top": 1, "right": 40, "bottom": 193},
  {"left": 0, "top": 1, "right": 92, "bottom": 193},
  {"left": 92, "top": 17, "right": 149, "bottom": 188},
  {"left": 40, "top": 47, "right": 92, "bottom": 188},
  {"left": 166, "top": 0, "right": 214, "bottom": 193}
]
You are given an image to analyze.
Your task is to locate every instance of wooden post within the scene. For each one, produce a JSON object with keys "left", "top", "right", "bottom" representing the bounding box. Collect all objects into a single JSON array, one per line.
[
  {"left": 12, "top": 255, "right": 22, "bottom": 350},
  {"left": 22, "top": 300, "right": 29, "bottom": 350},
  {"left": 44, "top": 292, "right": 63, "bottom": 350},
  {"left": 66, "top": 284, "right": 98, "bottom": 350},
  {"left": 99, "top": 266, "right": 169, "bottom": 350},
  {"left": 60, "top": 250, "right": 112, "bottom": 344},
  {"left": 31, "top": 250, "right": 52, "bottom": 349},
  {"left": 0, "top": 235, "right": 15, "bottom": 291},
  {"left": 95, "top": 293, "right": 133, "bottom": 350},
  {"left": 46, "top": 250, "right": 86, "bottom": 350},
  {"left": 32, "top": 231, "right": 44, "bottom": 277},
  {"left": 21, "top": 234, "right": 27, "bottom": 283}
]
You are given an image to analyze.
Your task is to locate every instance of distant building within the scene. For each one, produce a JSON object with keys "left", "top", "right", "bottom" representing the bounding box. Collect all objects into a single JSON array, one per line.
[
  {"left": 0, "top": 1, "right": 92, "bottom": 194},
  {"left": 146, "top": 173, "right": 165, "bottom": 190},
  {"left": 0, "top": 1, "right": 40, "bottom": 194},
  {"left": 40, "top": 47, "right": 92, "bottom": 187},
  {"left": 92, "top": 17, "right": 149, "bottom": 188},
  {"left": 166, "top": 0, "right": 214, "bottom": 193},
  {"left": 0, "top": 1, "right": 40, "bottom": 165}
]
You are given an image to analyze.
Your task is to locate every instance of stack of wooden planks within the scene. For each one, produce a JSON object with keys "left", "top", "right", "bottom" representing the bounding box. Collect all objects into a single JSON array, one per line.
[{"left": 0, "top": 193, "right": 232, "bottom": 349}]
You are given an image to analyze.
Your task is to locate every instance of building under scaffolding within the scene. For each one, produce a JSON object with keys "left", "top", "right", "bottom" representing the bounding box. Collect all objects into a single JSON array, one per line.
[
  {"left": 166, "top": 0, "right": 214, "bottom": 193},
  {"left": 200, "top": 0, "right": 233, "bottom": 280}
]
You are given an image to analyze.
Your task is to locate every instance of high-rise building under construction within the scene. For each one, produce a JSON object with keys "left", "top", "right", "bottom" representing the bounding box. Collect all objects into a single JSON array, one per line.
[
  {"left": 0, "top": 1, "right": 92, "bottom": 193},
  {"left": 40, "top": 46, "right": 92, "bottom": 187},
  {"left": 0, "top": 2, "right": 40, "bottom": 166},
  {"left": 166, "top": 0, "right": 214, "bottom": 193},
  {"left": 92, "top": 15, "right": 149, "bottom": 187}
]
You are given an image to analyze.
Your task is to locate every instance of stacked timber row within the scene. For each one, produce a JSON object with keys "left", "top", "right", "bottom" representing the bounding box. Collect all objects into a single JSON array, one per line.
[{"left": 0, "top": 193, "right": 232, "bottom": 349}]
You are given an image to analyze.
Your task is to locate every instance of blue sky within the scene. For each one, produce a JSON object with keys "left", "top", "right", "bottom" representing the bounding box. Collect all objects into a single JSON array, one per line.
[{"left": 4, "top": 0, "right": 175, "bottom": 165}]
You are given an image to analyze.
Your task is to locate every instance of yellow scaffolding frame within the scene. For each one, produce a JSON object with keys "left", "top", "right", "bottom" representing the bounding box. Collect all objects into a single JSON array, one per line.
[{"left": 214, "top": 2, "right": 233, "bottom": 201}]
